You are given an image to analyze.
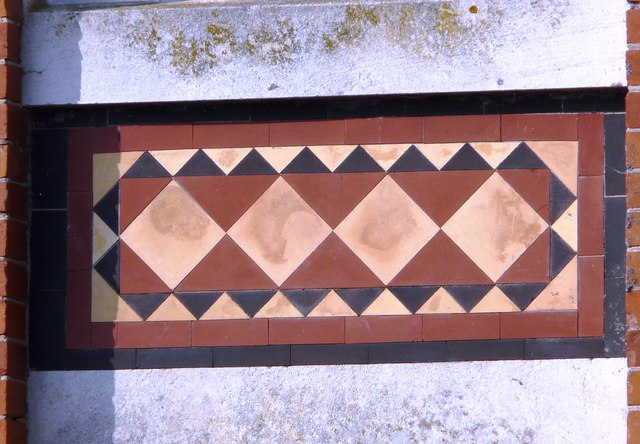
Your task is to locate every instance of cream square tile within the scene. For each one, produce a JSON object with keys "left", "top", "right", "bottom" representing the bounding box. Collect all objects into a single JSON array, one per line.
[
  {"left": 256, "top": 147, "right": 304, "bottom": 172},
  {"left": 307, "top": 290, "right": 357, "bottom": 317},
  {"left": 202, "top": 148, "right": 252, "bottom": 174},
  {"left": 416, "top": 287, "right": 465, "bottom": 313},
  {"left": 199, "top": 292, "right": 249, "bottom": 319},
  {"left": 470, "top": 287, "right": 519, "bottom": 313},
  {"left": 150, "top": 149, "right": 198, "bottom": 175},
  {"left": 414, "top": 143, "right": 463, "bottom": 169},
  {"left": 362, "top": 144, "right": 410, "bottom": 170},
  {"left": 471, "top": 142, "right": 519, "bottom": 169},
  {"left": 254, "top": 291, "right": 302, "bottom": 318},
  {"left": 308, "top": 145, "right": 355, "bottom": 171},
  {"left": 146, "top": 294, "right": 197, "bottom": 321},
  {"left": 361, "top": 289, "right": 411, "bottom": 316},
  {"left": 527, "top": 141, "right": 578, "bottom": 195},
  {"left": 527, "top": 257, "right": 577, "bottom": 311},
  {"left": 552, "top": 201, "right": 578, "bottom": 251}
]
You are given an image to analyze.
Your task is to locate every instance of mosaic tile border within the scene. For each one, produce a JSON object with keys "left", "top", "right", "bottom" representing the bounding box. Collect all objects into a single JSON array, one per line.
[{"left": 30, "top": 110, "right": 626, "bottom": 370}]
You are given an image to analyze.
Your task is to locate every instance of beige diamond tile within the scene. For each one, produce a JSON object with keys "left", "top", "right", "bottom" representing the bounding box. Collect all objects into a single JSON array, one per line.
[
  {"left": 200, "top": 292, "right": 249, "bottom": 320},
  {"left": 414, "top": 143, "right": 463, "bottom": 169},
  {"left": 256, "top": 146, "right": 304, "bottom": 172},
  {"left": 150, "top": 149, "right": 198, "bottom": 175},
  {"left": 307, "top": 290, "right": 357, "bottom": 317},
  {"left": 552, "top": 201, "right": 578, "bottom": 251},
  {"left": 470, "top": 287, "right": 519, "bottom": 313},
  {"left": 147, "top": 294, "right": 197, "bottom": 321},
  {"left": 93, "top": 151, "right": 143, "bottom": 204},
  {"left": 203, "top": 148, "right": 252, "bottom": 174},
  {"left": 254, "top": 291, "right": 302, "bottom": 318},
  {"left": 120, "top": 180, "right": 225, "bottom": 289},
  {"left": 442, "top": 173, "right": 547, "bottom": 282},
  {"left": 361, "top": 289, "right": 411, "bottom": 316},
  {"left": 335, "top": 176, "right": 439, "bottom": 284},
  {"left": 92, "top": 213, "right": 118, "bottom": 266},
  {"left": 527, "top": 257, "right": 577, "bottom": 311},
  {"left": 228, "top": 177, "right": 332, "bottom": 286},
  {"left": 471, "top": 142, "right": 518, "bottom": 169},
  {"left": 416, "top": 287, "right": 465, "bottom": 314},
  {"left": 362, "top": 144, "right": 410, "bottom": 170},
  {"left": 527, "top": 141, "right": 578, "bottom": 194},
  {"left": 309, "top": 145, "right": 354, "bottom": 171},
  {"left": 91, "top": 271, "right": 141, "bottom": 322}
]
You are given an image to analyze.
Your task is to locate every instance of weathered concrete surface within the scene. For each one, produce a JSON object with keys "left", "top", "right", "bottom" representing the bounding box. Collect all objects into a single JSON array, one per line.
[
  {"left": 28, "top": 358, "right": 626, "bottom": 443},
  {"left": 22, "top": 0, "right": 627, "bottom": 105}
]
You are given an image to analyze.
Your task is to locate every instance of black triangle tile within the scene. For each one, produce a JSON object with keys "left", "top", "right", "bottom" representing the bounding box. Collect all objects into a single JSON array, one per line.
[
  {"left": 174, "top": 291, "right": 223, "bottom": 319},
  {"left": 281, "top": 147, "right": 331, "bottom": 174},
  {"left": 175, "top": 149, "right": 224, "bottom": 177},
  {"left": 445, "top": 285, "right": 493, "bottom": 312},
  {"left": 121, "top": 293, "right": 170, "bottom": 320},
  {"left": 282, "top": 289, "right": 330, "bottom": 316},
  {"left": 497, "top": 283, "right": 547, "bottom": 310},
  {"left": 122, "top": 152, "right": 171, "bottom": 178},
  {"left": 550, "top": 230, "right": 576, "bottom": 279},
  {"left": 441, "top": 144, "right": 492, "bottom": 171},
  {"left": 93, "top": 182, "right": 119, "bottom": 234},
  {"left": 94, "top": 242, "right": 120, "bottom": 294},
  {"left": 388, "top": 286, "right": 439, "bottom": 313},
  {"left": 497, "top": 142, "right": 548, "bottom": 170},
  {"left": 388, "top": 145, "right": 437, "bottom": 172},
  {"left": 550, "top": 173, "right": 576, "bottom": 224},
  {"left": 335, "top": 288, "right": 384, "bottom": 315},
  {"left": 334, "top": 146, "right": 385, "bottom": 173},
  {"left": 228, "top": 149, "right": 278, "bottom": 176},
  {"left": 228, "top": 290, "right": 277, "bottom": 317}
]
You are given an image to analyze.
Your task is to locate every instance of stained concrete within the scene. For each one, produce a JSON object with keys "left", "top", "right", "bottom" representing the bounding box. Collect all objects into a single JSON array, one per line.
[{"left": 28, "top": 358, "right": 626, "bottom": 443}]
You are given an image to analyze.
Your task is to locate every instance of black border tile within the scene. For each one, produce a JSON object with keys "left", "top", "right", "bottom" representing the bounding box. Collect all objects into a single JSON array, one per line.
[
  {"left": 604, "top": 113, "right": 626, "bottom": 196},
  {"left": 29, "top": 291, "right": 65, "bottom": 370},
  {"left": 446, "top": 340, "right": 525, "bottom": 361},
  {"left": 525, "top": 338, "right": 604, "bottom": 359},
  {"left": 31, "top": 129, "right": 67, "bottom": 209},
  {"left": 605, "top": 196, "right": 626, "bottom": 278},
  {"left": 604, "top": 277, "right": 626, "bottom": 357},
  {"left": 64, "top": 349, "right": 136, "bottom": 370},
  {"left": 136, "top": 347, "right": 213, "bottom": 369},
  {"left": 292, "top": 344, "right": 368, "bottom": 365},
  {"left": 368, "top": 342, "right": 445, "bottom": 364},
  {"left": 214, "top": 345, "right": 291, "bottom": 367},
  {"left": 31, "top": 210, "right": 67, "bottom": 292}
]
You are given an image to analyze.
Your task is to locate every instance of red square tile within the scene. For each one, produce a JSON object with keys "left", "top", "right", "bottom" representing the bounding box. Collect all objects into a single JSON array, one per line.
[
  {"left": 423, "top": 314, "right": 499, "bottom": 341},
  {"left": 345, "top": 118, "right": 380, "bottom": 144},
  {"left": 270, "top": 120, "right": 345, "bottom": 146},
  {"left": 270, "top": 318, "right": 344, "bottom": 344},
  {"left": 91, "top": 322, "right": 117, "bottom": 349},
  {"left": 423, "top": 115, "right": 500, "bottom": 143},
  {"left": 67, "top": 192, "right": 92, "bottom": 271},
  {"left": 380, "top": 117, "right": 422, "bottom": 143},
  {"left": 502, "top": 114, "right": 578, "bottom": 141},
  {"left": 119, "top": 125, "right": 192, "bottom": 151},
  {"left": 346, "top": 315, "right": 421, "bottom": 343},
  {"left": 193, "top": 123, "right": 269, "bottom": 148},
  {"left": 192, "top": 319, "right": 268, "bottom": 346},
  {"left": 117, "top": 321, "right": 191, "bottom": 348},
  {"left": 578, "top": 114, "right": 604, "bottom": 176},
  {"left": 500, "top": 312, "right": 577, "bottom": 338},
  {"left": 578, "top": 256, "right": 604, "bottom": 337},
  {"left": 578, "top": 176, "right": 604, "bottom": 255},
  {"left": 66, "top": 269, "right": 91, "bottom": 349}
]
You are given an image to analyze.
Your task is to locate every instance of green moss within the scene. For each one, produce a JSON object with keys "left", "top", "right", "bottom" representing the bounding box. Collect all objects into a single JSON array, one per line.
[
  {"left": 241, "top": 18, "right": 300, "bottom": 65},
  {"left": 323, "top": 4, "right": 382, "bottom": 52}
]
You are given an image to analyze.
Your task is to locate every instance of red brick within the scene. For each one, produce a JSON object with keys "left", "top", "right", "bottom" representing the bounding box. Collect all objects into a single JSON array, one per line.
[
  {"left": 630, "top": 173, "right": 640, "bottom": 209},
  {"left": 629, "top": 51, "right": 640, "bottom": 86},
  {"left": 0, "top": 220, "right": 25, "bottom": 260},
  {"left": 0, "top": 419, "right": 25, "bottom": 444},
  {"left": 424, "top": 115, "right": 500, "bottom": 143},
  {"left": 628, "top": 93, "right": 640, "bottom": 129},
  {"left": 577, "top": 256, "right": 604, "bottom": 337},
  {"left": 423, "top": 313, "right": 499, "bottom": 341},
  {"left": 192, "top": 319, "right": 267, "bottom": 346},
  {"left": 345, "top": 118, "right": 380, "bottom": 144},
  {"left": 0, "top": 103, "right": 25, "bottom": 142},
  {"left": 0, "top": 145, "right": 26, "bottom": 183},
  {"left": 629, "top": 212, "right": 640, "bottom": 247},
  {"left": 502, "top": 114, "right": 578, "bottom": 141},
  {"left": 629, "top": 252, "right": 640, "bottom": 288},
  {"left": 91, "top": 322, "right": 117, "bottom": 348},
  {"left": 0, "top": 261, "right": 25, "bottom": 301},
  {"left": 577, "top": 176, "right": 604, "bottom": 256},
  {"left": 117, "top": 322, "right": 190, "bottom": 348},
  {"left": 193, "top": 123, "right": 269, "bottom": 148},
  {"left": 346, "top": 315, "right": 421, "bottom": 343},
  {"left": 0, "top": 182, "right": 26, "bottom": 221},
  {"left": 0, "top": 300, "right": 23, "bottom": 340},
  {"left": 119, "top": 125, "right": 192, "bottom": 151},
  {"left": 630, "top": 410, "right": 640, "bottom": 444},
  {"left": 578, "top": 114, "right": 604, "bottom": 176},
  {"left": 629, "top": 291, "right": 640, "bottom": 331},
  {"left": 0, "top": 0, "right": 21, "bottom": 22},
  {"left": 0, "top": 380, "right": 24, "bottom": 418},
  {"left": 0, "top": 342, "right": 26, "bottom": 380},
  {"left": 0, "top": 23, "right": 20, "bottom": 62},
  {"left": 628, "top": 132, "right": 640, "bottom": 170},
  {"left": 629, "top": 331, "right": 640, "bottom": 367},
  {"left": 270, "top": 318, "right": 344, "bottom": 345},
  {"left": 380, "top": 117, "right": 422, "bottom": 143},
  {"left": 67, "top": 192, "right": 92, "bottom": 271},
  {"left": 629, "top": 9, "right": 640, "bottom": 44},
  {"left": 630, "top": 370, "right": 640, "bottom": 405},
  {"left": 65, "top": 270, "right": 91, "bottom": 349},
  {"left": 500, "top": 312, "right": 577, "bottom": 339},
  {"left": 0, "top": 65, "right": 21, "bottom": 102},
  {"left": 270, "top": 120, "right": 345, "bottom": 146}
]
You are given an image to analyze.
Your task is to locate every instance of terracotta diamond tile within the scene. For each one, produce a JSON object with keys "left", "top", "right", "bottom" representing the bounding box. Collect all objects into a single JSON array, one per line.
[
  {"left": 227, "top": 177, "right": 332, "bottom": 286},
  {"left": 442, "top": 173, "right": 547, "bottom": 282},
  {"left": 120, "top": 180, "right": 225, "bottom": 289},
  {"left": 335, "top": 176, "right": 439, "bottom": 284}
]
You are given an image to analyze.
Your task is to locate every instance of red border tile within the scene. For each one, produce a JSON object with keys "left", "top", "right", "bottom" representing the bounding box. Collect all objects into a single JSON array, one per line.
[
  {"left": 270, "top": 318, "right": 344, "bottom": 344},
  {"left": 119, "top": 125, "right": 192, "bottom": 151},
  {"left": 346, "top": 315, "right": 422, "bottom": 343},
  {"left": 91, "top": 322, "right": 117, "bottom": 349},
  {"left": 423, "top": 314, "right": 499, "bottom": 341},
  {"left": 116, "top": 322, "right": 191, "bottom": 348},
  {"left": 578, "top": 176, "right": 604, "bottom": 255},
  {"left": 193, "top": 123, "right": 269, "bottom": 148},
  {"left": 380, "top": 117, "right": 422, "bottom": 143},
  {"left": 500, "top": 312, "right": 577, "bottom": 339},
  {"left": 345, "top": 118, "right": 380, "bottom": 144},
  {"left": 69, "top": 127, "right": 119, "bottom": 155},
  {"left": 578, "top": 256, "right": 604, "bottom": 337},
  {"left": 502, "top": 114, "right": 578, "bottom": 141},
  {"left": 578, "top": 114, "right": 604, "bottom": 176},
  {"left": 65, "top": 270, "right": 91, "bottom": 349},
  {"left": 192, "top": 319, "right": 268, "bottom": 346},
  {"left": 270, "top": 120, "right": 345, "bottom": 146},
  {"left": 67, "top": 192, "right": 92, "bottom": 271},
  {"left": 423, "top": 115, "right": 500, "bottom": 143},
  {"left": 67, "top": 130, "right": 95, "bottom": 190}
]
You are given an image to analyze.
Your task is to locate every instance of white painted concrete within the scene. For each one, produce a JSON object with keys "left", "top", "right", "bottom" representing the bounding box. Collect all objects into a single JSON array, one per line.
[
  {"left": 28, "top": 358, "right": 627, "bottom": 443},
  {"left": 22, "top": 0, "right": 627, "bottom": 105}
]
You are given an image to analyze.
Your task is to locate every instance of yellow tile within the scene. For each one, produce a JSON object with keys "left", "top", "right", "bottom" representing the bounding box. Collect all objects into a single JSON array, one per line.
[
  {"left": 552, "top": 201, "right": 578, "bottom": 251},
  {"left": 91, "top": 271, "right": 141, "bottom": 322},
  {"left": 416, "top": 287, "right": 465, "bottom": 313},
  {"left": 470, "top": 287, "right": 519, "bottom": 313},
  {"left": 414, "top": 143, "right": 463, "bottom": 169},
  {"left": 254, "top": 291, "right": 302, "bottom": 318},
  {"left": 362, "top": 144, "right": 410, "bottom": 170},
  {"left": 527, "top": 257, "right": 577, "bottom": 311},
  {"left": 307, "top": 290, "right": 357, "bottom": 317},
  {"left": 362, "top": 289, "right": 411, "bottom": 316},
  {"left": 120, "top": 180, "right": 225, "bottom": 289},
  {"left": 335, "top": 176, "right": 438, "bottom": 284},
  {"left": 146, "top": 294, "right": 196, "bottom": 321},
  {"left": 150, "top": 149, "right": 198, "bottom": 175},
  {"left": 256, "top": 146, "right": 304, "bottom": 172},
  {"left": 203, "top": 148, "right": 252, "bottom": 174},
  {"left": 200, "top": 292, "right": 249, "bottom": 319},
  {"left": 92, "top": 213, "right": 118, "bottom": 266},
  {"left": 228, "top": 177, "right": 331, "bottom": 286},
  {"left": 308, "top": 145, "right": 355, "bottom": 171},
  {"left": 93, "top": 151, "right": 144, "bottom": 204},
  {"left": 442, "top": 173, "right": 547, "bottom": 281},
  {"left": 527, "top": 141, "right": 578, "bottom": 195},
  {"left": 471, "top": 142, "right": 519, "bottom": 169}
]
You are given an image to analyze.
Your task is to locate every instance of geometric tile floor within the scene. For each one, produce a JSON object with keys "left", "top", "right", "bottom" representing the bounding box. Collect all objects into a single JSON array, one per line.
[{"left": 91, "top": 141, "right": 579, "bottom": 322}]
